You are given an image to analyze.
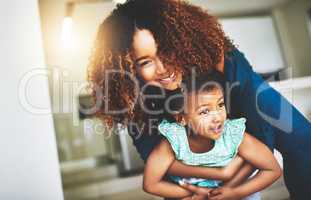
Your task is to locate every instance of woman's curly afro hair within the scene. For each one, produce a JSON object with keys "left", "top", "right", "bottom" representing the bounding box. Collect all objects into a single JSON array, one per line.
[{"left": 87, "top": 0, "right": 233, "bottom": 128}]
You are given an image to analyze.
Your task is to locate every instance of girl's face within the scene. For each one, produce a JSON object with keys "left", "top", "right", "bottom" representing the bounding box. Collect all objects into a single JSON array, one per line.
[
  {"left": 131, "top": 29, "right": 182, "bottom": 90},
  {"left": 184, "top": 88, "right": 227, "bottom": 140}
]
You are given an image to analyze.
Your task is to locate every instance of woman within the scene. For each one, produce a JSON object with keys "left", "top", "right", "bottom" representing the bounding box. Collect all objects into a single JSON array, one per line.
[{"left": 87, "top": 0, "right": 311, "bottom": 199}]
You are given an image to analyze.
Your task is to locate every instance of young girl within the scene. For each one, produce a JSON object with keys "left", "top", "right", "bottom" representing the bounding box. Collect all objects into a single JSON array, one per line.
[{"left": 143, "top": 71, "right": 282, "bottom": 200}]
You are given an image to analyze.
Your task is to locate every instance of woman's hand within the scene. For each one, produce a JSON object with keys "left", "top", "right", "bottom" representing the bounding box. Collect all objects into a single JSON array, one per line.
[
  {"left": 208, "top": 187, "right": 241, "bottom": 200},
  {"left": 179, "top": 184, "right": 241, "bottom": 200},
  {"left": 179, "top": 183, "right": 212, "bottom": 200}
]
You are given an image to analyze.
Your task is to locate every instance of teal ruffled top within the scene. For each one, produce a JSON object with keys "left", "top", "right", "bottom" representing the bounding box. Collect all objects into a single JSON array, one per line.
[{"left": 158, "top": 118, "right": 246, "bottom": 187}]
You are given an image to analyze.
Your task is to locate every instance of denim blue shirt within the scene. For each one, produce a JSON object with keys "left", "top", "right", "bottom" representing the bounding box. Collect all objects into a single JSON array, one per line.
[{"left": 224, "top": 49, "right": 311, "bottom": 155}]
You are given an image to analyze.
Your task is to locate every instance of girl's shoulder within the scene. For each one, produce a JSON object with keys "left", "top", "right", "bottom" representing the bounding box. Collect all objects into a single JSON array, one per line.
[
  {"left": 158, "top": 120, "right": 186, "bottom": 158},
  {"left": 224, "top": 117, "right": 246, "bottom": 131},
  {"left": 221, "top": 118, "right": 247, "bottom": 152},
  {"left": 158, "top": 120, "right": 185, "bottom": 136}
]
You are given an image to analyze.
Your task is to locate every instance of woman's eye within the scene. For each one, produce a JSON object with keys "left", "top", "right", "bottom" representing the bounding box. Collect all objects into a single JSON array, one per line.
[{"left": 139, "top": 60, "right": 154, "bottom": 68}]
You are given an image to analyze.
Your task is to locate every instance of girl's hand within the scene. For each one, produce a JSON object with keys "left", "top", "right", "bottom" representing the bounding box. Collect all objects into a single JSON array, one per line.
[
  {"left": 181, "top": 194, "right": 207, "bottom": 200},
  {"left": 209, "top": 187, "right": 241, "bottom": 200},
  {"left": 179, "top": 183, "right": 212, "bottom": 199}
]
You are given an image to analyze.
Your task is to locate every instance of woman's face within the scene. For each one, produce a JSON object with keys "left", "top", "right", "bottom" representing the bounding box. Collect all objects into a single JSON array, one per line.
[{"left": 131, "top": 29, "right": 182, "bottom": 90}]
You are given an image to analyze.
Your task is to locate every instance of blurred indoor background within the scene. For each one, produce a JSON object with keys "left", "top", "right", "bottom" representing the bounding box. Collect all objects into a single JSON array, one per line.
[
  {"left": 1, "top": 0, "right": 311, "bottom": 199},
  {"left": 38, "top": 0, "right": 311, "bottom": 199}
]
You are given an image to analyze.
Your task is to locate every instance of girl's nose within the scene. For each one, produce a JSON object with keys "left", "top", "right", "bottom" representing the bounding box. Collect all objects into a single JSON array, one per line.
[{"left": 211, "top": 111, "right": 222, "bottom": 123}]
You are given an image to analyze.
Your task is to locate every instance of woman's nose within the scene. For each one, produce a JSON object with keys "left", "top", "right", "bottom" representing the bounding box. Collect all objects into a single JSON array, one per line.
[{"left": 155, "top": 58, "right": 168, "bottom": 75}]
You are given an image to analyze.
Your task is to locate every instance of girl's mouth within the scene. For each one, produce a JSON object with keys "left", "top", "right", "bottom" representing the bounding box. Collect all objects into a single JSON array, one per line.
[{"left": 210, "top": 124, "right": 223, "bottom": 134}]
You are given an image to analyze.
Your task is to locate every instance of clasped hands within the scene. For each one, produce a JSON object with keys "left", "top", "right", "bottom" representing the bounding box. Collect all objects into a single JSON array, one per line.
[{"left": 180, "top": 183, "right": 240, "bottom": 200}]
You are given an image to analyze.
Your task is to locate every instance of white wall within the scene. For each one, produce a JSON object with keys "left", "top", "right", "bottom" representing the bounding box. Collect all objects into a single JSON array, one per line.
[
  {"left": 220, "top": 16, "right": 285, "bottom": 74},
  {"left": 273, "top": 0, "right": 311, "bottom": 78},
  {"left": 270, "top": 76, "right": 311, "bottom": 121},
  {"left": 191, "top": 0, "right": 290, "bottom": 16},
  {"left": 0, "top": 0, "right": 63, "bottom": 199}
]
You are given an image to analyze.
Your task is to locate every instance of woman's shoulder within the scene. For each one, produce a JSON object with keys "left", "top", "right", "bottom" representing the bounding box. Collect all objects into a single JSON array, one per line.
[
  {"left": 224, "top": 48, "right": 257, "bottom": 90},
  {"left": 225, "top": 47, "right": 246, "bottom": 60}
]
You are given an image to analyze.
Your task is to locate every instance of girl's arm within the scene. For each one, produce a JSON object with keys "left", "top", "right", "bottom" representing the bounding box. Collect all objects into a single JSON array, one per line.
[
  {"left": 210, "top": 132, "right": 282, "bottom": 200},
  {"left": 143, "top": 139, "right": 193, "bottom": 198},
  {"left": 167, "top": 155, "right": 244, "bottom": 181}
]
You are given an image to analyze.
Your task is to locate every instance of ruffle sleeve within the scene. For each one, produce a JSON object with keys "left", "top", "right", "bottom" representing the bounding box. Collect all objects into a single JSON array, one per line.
[
  {"left": 224, "top": 118, "right": 246, "bottom": 155},
  {"left": 158, "top": 120, "right": 183, "bottom": 158}
]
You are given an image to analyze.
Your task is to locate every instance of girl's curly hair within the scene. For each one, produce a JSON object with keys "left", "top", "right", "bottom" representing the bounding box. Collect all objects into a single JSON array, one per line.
[{"left": 87, "top": 0, "right": 233, "bottom": 128}]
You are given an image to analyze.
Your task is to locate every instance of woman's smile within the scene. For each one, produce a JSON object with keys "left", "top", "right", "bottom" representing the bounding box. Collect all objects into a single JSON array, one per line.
[
  {"left": 132, "top": 29, "right": 182, "bottom": 90},
  {"left": 158, "top": 71, "right": 177, "bottom": 84}
]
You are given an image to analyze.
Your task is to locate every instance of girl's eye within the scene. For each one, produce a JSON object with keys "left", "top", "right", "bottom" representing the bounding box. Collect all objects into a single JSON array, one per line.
[
  {"left": 199, "top": 108, "right": 209, "bottom": 115},
  {"left": 219, "top": 102, "right": 225, "bottom": 108}
]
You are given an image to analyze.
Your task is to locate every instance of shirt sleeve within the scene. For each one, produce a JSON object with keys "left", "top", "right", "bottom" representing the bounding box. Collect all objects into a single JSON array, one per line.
[
  {"left": 224, "top": 49, "right": 275, "bottom": 150},
  {"left": 224, "top": 48, "right": 311, "bottom": 152},
  {"left": 158, "top": 120, "right": 180, "bottom": 158},
  {"left": 226, "top": 118, "right": 246, "bottom": 155},
  {"left": 127, "top": 121, "right": 162, "bottom": 162}
]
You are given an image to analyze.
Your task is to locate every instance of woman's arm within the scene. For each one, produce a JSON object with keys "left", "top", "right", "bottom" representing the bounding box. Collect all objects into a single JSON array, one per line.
[
  {"left": 210, "top": 132, "right": 282, "bottom": 200},
  {"left": 222, "top": 162, "right": 256, "bottom": 187},
  {"left": 167, "top": 155, "right": 244, "bottom": 181},
  {"left": 143, "top": 139, "right": 193, "bottom": 198}
]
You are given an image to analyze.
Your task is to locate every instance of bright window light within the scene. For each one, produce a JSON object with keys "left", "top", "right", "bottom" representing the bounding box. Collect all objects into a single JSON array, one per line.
[
  {"left": 113, "top": 0, "right": 127, "bottom": 4},
  {"left": 61, "top": 17, "right": 74, "bottom": 49}
]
